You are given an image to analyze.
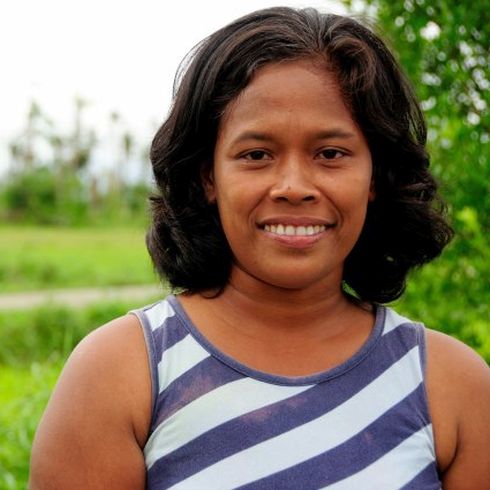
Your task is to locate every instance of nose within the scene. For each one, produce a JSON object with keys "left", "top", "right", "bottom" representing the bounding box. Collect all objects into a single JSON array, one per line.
[{"left": 269, "top": 158, "right": 320, "bottom": 204}]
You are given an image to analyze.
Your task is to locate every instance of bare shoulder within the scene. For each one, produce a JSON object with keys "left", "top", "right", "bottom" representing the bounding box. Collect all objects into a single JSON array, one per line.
[
  {"left": 29, "top": 314, "right": 151, "bottom": 489},
  {"left": 49, "top": 313, "right": 152, "bottom": 442},
  {"left": 424, "top": 328, "right": 490, "bottom": 489},
  {"left": 63, "top": 313, "right": 149, "bottom": 393},
  {"left": 425, "top": 329, "right": 490, "bottom": 406},
  {"left": 426, "top": 327, "right": 489, "bottom": 369}
]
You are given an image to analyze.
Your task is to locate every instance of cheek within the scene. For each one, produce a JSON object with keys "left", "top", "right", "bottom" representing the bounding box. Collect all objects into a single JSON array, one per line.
[
  {"left": 214, "top": 174, "right": 262, "bottom": 217},
  {"left": 334, "top": 173, "right": 372, "bottom": 206},
  {"left": 214, "top": 187, "right": 249, "bottom": 239},
  {"left": 334, "top": 179, "right": 372, "bottom": 233}
]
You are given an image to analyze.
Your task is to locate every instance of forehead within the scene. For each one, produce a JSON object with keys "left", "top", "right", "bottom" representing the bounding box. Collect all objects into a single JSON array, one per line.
[{"left": 218, "top": 59, "right": 357, "bottom": 137}]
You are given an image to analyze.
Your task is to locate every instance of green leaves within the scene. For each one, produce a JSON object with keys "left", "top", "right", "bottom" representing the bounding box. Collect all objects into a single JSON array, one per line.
[
  {"left": 343, "top": 0, "right": 490, "bottom": 355},
  {"left": 343, "top": 0, "right": 489, "bottom": 198}
]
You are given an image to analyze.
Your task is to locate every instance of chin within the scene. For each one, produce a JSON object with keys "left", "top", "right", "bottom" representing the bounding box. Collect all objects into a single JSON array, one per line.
[
  {"left": 257, "top": 269, "right": 337, "bottom": 292},
  {"left": 232, "top": 257, "right": 343, "bottom": 292}
]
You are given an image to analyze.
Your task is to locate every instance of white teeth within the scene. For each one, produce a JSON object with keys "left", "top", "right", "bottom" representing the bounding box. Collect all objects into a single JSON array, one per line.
[{"left": 264, "top": 224, "right": 326, "bottom": 236}]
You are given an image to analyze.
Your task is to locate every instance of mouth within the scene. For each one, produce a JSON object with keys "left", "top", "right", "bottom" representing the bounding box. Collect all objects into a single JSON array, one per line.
[{"left": 263, "top": 224, "right": 326, "bottom": 236}]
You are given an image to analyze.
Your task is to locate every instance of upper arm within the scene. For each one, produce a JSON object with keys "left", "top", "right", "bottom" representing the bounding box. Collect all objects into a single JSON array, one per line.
[
  {"left": 425, "top": 329, "right": 490, "bottom": 489},
  {"left": 29, "top": 314, "right": 152, "bottom": 490}
]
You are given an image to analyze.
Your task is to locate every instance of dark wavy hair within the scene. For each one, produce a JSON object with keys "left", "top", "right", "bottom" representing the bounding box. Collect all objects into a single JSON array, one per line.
[{"left": 147, "top": 6, "right": 453, "bottom": 303}]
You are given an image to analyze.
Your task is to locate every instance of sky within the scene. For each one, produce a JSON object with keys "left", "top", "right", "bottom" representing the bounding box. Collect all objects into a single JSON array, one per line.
[{"left": 0, "top": 0, "right": 346, "bottom": 177}]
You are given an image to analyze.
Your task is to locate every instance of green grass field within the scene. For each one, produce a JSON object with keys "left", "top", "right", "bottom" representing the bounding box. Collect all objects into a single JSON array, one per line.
[{"left": 0, "top": 226, "right": 156, "bottom": 292}]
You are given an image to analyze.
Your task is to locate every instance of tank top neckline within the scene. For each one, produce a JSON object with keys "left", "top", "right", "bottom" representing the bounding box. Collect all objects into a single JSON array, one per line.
[{"left": 166, "top": 294, "right": 386, "bottom": 386}]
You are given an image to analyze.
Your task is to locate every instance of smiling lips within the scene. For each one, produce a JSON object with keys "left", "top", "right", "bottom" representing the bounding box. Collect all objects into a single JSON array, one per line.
[{"left": 264, "top": 224, "right": 326, "bottom": 236}]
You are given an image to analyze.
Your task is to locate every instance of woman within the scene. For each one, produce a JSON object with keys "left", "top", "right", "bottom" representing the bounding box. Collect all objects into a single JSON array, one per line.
[{"left": 30, "top": 7, "right": 490, "bottom": 489}]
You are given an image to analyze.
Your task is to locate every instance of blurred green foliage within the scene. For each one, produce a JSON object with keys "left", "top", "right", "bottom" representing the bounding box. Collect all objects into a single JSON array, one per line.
[
  {"left": 345, "top": 0, "right": 489, "bottom": 217},
  {"left": 0, "top": 166, "right": 150, "bottom": 226},
  {"left": 0, "top": 362, "right": 60, "bottom": 489},
  {"left": 1, "top": 167, "right": 86, "bottom": 225},
  {"left": 343, "top": 0, "right": 489, "bottom": 356},
  {"left": 0, "top": 300, "right": 161, "bottom": 367},
  {"left": 1, "top": 98, "right": 151, "bottom": 226}
]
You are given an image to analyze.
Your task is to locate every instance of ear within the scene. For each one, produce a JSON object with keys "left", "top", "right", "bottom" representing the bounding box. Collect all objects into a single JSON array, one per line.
[
  {"left": 201, "top": 164, "right": 216, "bottom": 203},
  {"left": 368, "top": 178, "right": 376, "bottom": 202}
]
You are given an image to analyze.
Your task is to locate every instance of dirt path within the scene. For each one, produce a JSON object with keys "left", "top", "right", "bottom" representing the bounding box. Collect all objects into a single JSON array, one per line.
[{"left": 0, "top": 284, "right": 163, "bottom": 310}]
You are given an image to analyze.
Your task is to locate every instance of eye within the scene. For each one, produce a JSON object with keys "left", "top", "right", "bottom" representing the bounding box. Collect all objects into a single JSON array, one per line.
[
  {"left": 317, "top": 148, "right": 346, "bottom": 160},
  {"left": 242, "top": 150, "right": 271, "bottom": 161}
]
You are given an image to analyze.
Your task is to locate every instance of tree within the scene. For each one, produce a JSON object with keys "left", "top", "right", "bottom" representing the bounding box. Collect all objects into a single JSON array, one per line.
[
  {"left": 1, "top": 98, "right": 150, "bottom": 226},
  {"left": 343, "top": 0, "right": 489, "bottom": 223},
  {"left": 342, "top": 0, "right": 490, "bottom": 358}
]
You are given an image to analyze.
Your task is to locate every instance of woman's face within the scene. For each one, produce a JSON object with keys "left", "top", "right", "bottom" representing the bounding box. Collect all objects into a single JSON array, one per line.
[{"left": 205, "top": 59, "right": 374, "bottom": 292}]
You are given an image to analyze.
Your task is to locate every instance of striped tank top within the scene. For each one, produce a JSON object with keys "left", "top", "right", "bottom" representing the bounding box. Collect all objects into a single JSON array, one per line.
[{"left": 131, "top": 295, "right": 441, "bottom": 489}]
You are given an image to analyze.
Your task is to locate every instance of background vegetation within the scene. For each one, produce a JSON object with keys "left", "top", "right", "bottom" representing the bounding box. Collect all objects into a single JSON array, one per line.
[
  {"left": 343, "top": 0, "right": 489, "bottom": 356},
  {"left": 1, "top": 98, "right": 150, "bottom": 227},
  {"left": 0, "top": 226, "right": 154, "bottom": 292},
  {"left": 0, "top": 98, "right": 160, "bottom": 486},
  {"left": 1, "top": 0, "right": 488, "bottom": 488}
]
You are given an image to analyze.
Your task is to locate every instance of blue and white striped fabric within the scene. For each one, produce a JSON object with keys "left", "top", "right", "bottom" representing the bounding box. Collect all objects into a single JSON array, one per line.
[{"left": 131, "top": 295, "right": 441, "bottom": 489}]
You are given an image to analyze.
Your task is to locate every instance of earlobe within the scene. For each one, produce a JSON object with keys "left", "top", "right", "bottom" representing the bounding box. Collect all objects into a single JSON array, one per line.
[
  {"left": 368, "top": 180, "right": 376, "bottom": 202},
  {"left": 201, "top": 167, "right": 216, "bottom": 203}
]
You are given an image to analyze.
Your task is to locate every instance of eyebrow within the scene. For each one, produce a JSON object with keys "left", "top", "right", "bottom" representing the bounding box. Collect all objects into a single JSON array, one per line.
[
  {"left": 231, "top": 128, "right": 357, "bottom": 145},
  {"left": 314, "top": 129, "right": 357, "bottom": 140}
]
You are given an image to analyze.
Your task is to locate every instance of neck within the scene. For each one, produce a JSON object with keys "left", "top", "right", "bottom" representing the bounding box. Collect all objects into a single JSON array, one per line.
[{"left": 197, "top": 266, "right": 369, "bottom": 343}]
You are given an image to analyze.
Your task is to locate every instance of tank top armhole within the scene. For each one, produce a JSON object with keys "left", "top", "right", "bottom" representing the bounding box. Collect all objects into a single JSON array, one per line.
[
  {"left": 129, "top": 309, "right": 159, "bottom": 430},
  {"left": 414, "top": 321, "right": 437, "bottom": 442},
  {"left": 415, "top": 322, "right": 429, "bottom": 379}
]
